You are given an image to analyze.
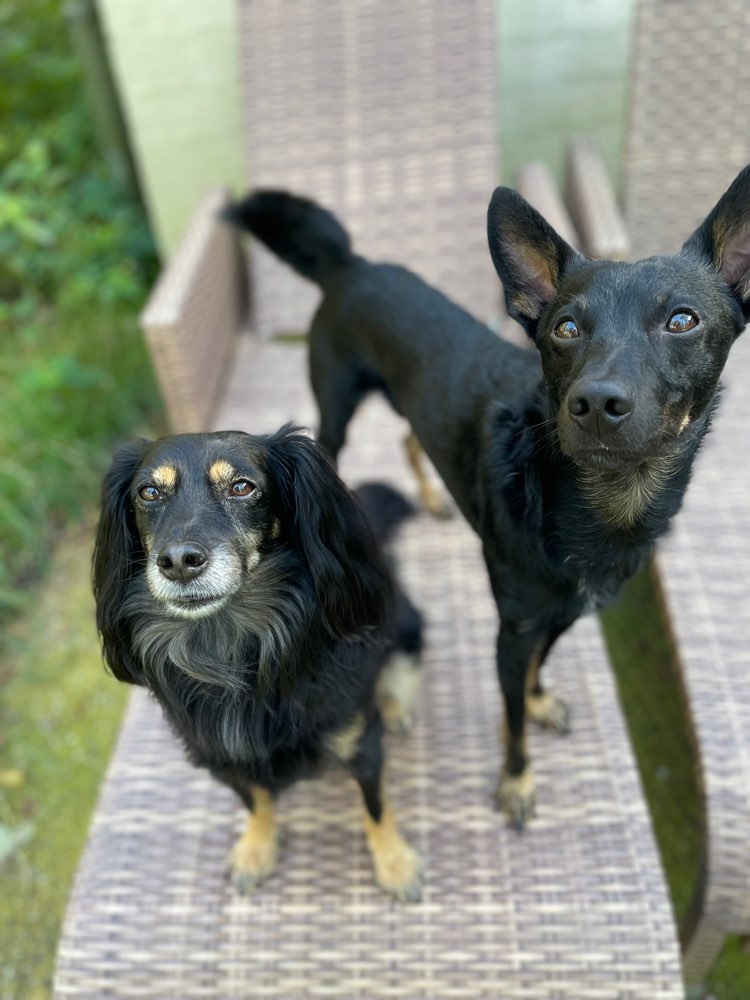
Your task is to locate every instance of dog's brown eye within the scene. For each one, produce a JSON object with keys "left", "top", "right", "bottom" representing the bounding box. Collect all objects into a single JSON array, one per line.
[
  {"left": 139, "top": 485, "right": 161, "bottom": 502},
  {"left": 554, "top": 319, "right": 579, "bottom": 340},
  {"left": 667, "top": 310, "right": 699, "bottom": 333},
  {"left": 229, "top": 480, "right": 256, "bottom": 497}
]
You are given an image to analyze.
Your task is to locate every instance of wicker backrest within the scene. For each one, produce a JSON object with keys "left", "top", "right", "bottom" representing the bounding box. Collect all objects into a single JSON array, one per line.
[
  {"left": 237, "top": 0, "right": 501, "bottom": 338},
  {"left": 624, "top": 0, "right": 750, "bottom": 258}
]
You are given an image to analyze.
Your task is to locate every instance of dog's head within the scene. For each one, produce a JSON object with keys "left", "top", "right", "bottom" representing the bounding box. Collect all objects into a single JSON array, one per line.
[
  {"left": 487, "top": 165, "right": 750, "bottom": 473},
  {"left": 93, "top": 425, "right": 391, "bottom": 683}
]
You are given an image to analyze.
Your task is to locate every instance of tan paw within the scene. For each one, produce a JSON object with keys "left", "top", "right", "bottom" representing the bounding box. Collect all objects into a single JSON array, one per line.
[
  {"left": 229, "top": 827, "right": 278, "bottom": 894},
  {"left": 526, "top": 690, "right": 571, "bottom": 734},
  {"left": 497, "top": 765, "right": 536, "bottom": 830},
  {"left": 372, "top": 838, "right": 424, "bottom": 902},
  {"left": 376, "top": 653, "right": 420, "bottom": 736}
]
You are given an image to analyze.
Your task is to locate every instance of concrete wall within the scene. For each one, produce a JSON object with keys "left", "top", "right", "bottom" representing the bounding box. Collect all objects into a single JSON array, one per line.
[{"left": 97, "top": 0, "right": 246, "bottom": 258}]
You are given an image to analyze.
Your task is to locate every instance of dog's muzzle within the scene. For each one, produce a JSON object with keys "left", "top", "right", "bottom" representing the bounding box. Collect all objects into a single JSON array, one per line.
[{"left": 146, "top": 541, "right": 246, "bottom": 619}]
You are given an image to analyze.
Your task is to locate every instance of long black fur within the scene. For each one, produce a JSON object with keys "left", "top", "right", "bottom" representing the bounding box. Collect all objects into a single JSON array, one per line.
[
  {"left": 227, "top": 167, "right": 750, "bottom": 824},
  {"left": 93, "top": 426, "right": 422, "bottom": 892}
]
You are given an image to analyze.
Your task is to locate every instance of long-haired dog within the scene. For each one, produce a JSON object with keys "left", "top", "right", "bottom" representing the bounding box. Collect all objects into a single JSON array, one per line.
[
  {"left": 93, "top": 425, "right": 423, "bottom": 900},
  {"left": 226, "top": 166, "right": 750, "bottom": 827}
]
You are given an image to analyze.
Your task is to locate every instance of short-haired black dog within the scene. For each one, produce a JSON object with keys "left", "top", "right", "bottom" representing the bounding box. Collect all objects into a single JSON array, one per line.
[
  {"left": 227, "top": 166, "right": 750, "bottom": 828},
  {"left": 93, "top": 426, "right": 423, "bottom": 899}
]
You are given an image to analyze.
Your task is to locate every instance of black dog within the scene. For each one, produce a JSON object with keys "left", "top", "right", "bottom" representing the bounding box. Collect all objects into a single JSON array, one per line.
[
  {"left": 227, "top": 167, "right": 750, "bottom": 827},
  {"left": 93, "top": 426, "right": 424, "bottom": 899}
]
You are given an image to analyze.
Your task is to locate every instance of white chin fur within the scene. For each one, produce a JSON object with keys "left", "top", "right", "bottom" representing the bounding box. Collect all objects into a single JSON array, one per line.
[{"left": 163, "top": 595, "right": 231, "bottom": 620}]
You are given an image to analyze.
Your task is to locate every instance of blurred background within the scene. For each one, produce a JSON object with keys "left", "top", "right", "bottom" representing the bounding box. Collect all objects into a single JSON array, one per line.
[{"left": 0, "top": 1, "right": 747, "bottom": 997}]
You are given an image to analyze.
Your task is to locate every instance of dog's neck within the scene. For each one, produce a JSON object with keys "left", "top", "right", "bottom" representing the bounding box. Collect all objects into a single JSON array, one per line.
[{"left": 577, "top": 454, "right": 680, "bottom": 530}]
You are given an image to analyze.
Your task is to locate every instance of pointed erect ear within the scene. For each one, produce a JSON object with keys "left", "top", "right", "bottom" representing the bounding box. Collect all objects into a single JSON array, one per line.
[
  {"left": 487, "top": 186, "right": 580, "bottom": 338},
  {"left": 683, "top": 164, "right": 750, "bottom": 318}
]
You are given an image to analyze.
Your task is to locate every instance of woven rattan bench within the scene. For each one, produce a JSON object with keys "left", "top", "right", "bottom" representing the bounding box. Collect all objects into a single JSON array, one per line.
[
  {"left": 54, "top": 3, "right": 690, "bottom": 996},
  {"left": 55, "top": 334, "right": 682, "bottom": 998}
]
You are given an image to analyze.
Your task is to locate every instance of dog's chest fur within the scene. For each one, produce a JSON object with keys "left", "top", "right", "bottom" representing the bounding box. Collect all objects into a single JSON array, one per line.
[
  {"left": 125, "top": 579, "right": 381, "bottom": 787},
  {"left": 484, "top": 403, "right": 705, "bottom": 618}
]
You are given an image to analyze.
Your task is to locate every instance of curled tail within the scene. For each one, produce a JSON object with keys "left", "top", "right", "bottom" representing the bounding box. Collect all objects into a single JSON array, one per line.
[{"left": 223, "top": 190, "right": 354, "bottom": 285}]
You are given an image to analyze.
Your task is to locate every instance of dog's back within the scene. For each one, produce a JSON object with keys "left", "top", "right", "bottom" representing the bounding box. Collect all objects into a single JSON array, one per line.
[{"left": 228, "top": 191, "right": 539, "bottom": 523}]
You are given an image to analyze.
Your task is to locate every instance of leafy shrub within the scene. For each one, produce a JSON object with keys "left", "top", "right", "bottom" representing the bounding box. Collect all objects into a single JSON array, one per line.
[{"left": 0, "top": 0, "right": 161, "bottom": 616}]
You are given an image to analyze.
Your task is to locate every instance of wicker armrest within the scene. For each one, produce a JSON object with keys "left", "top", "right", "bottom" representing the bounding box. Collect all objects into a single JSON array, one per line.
[
  {"left": 565, "top": 138, "right": 630, "bottom": 261},
  {"left": 563, "top": 138, "right": 750, "bottom": 985},
  {"left": 140, "top": 188, "right": 248, "bottom": 433},
  {"left": 652, "top": 336, "right": 750, "bottom": 983}
]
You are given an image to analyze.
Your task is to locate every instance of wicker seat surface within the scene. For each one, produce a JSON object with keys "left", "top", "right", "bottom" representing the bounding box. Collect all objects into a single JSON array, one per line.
[{"left": 54, "top": 341, "right": 682, "bottom": 999}]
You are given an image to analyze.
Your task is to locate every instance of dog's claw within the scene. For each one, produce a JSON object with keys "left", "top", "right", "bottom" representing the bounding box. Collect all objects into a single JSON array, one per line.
[{"left": 497, "top": 766, "right": 536, "bottom": 830}]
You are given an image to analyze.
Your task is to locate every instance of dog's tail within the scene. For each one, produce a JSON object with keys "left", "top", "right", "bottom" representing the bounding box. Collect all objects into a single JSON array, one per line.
[
  {"left": 223, "top": 190, "right": 354, "bottom": 285},
  {"left": 355, "top": 483, "right": 416, "bottom": 549}
]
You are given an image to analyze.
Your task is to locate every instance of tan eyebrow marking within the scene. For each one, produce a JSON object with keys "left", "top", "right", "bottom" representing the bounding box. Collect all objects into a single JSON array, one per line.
[
  {"left": 150, "top": 465, "right": 178, "bottom": 490},
  {"left": 208, "top": 459, "right": 236, "bottom": 485}
]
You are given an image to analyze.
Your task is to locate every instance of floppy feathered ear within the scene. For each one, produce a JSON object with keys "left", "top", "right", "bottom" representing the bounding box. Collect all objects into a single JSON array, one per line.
[
  {"left": 267, "top": 426, "right": 392, "bottom": 642},
  {"left": 682, "top": 164, "right": 750, "bottom": 321},
  {"left": 92, "top": 439, "right": 151, "bottom": 684},
  {"left": 487, "top": 186, "right": 580, "bottom": 339}
]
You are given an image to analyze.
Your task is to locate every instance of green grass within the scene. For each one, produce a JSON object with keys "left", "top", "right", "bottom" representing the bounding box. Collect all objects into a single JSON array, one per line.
[
  {"left": 0, "top": 521, "right": 128, "bottom": 1000},
  {"left": 601, "top": 562, "right": 750, "bottom": 999}
]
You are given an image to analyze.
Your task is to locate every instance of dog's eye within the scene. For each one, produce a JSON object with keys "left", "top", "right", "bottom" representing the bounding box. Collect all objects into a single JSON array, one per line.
[
  {"left": 666, "top": 310, "right": 699, "bottom": 333},
  {"left": 229, "top": 480, "right": 256, "bottom": 497},
  {"left": 553, "top": 319, "right": 579, "bottom": 340},
  {"left": 138, "top": 485, "right": 162, "bottom": 502}
]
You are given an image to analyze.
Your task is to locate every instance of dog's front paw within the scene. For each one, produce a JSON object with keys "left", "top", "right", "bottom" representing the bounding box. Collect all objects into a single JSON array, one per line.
[
  {"left": 526, "top": 690, "right": 571, "bottom": 734},
  {"left": 229, "top": 824, "right": 278, "bottom": 894},
  {"left": 496, "top": 766, "right": 536, "bottom": 830},
  {"left": 373, "top": 839, "right": 424, "bottom": 903}
]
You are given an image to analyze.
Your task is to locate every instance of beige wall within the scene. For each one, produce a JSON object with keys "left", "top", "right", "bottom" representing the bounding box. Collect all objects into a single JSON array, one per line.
[{"left": 97, "top": 0, "right": 246, "bottom": 257}]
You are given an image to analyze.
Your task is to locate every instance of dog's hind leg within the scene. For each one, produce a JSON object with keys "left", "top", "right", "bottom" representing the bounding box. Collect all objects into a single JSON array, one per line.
[
  {"left": 227, "top": 784, "right": 279, "bottom": 893},
  {"left": 350, "top": 714, "right": 423, "bottom": 902},
  {"left": 376, "top": 591, "right": 423, "bottom": 735},
  {"left": 403, "top": 430, "right": 452, "bottom": 519},
  {"left": 309, "top": 334, "right": 373, "bottom": 462}
]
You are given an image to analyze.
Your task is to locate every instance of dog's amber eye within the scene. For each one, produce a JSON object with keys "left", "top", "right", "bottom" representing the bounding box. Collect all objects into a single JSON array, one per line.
[
  {"left": 554, "top": 319, "right": 579, "bottom": 340},
  {"left": 139, "top": 485, "right": 162, "bottom": 502},
  {"left": 667, "top": 310, "right": 699, "bottom": 333},
  {"left": 229, "top": 480, "right": 256, "bottom": 497}
]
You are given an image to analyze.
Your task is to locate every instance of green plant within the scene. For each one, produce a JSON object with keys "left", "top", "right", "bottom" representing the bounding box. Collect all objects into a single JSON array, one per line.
[{"left": 0, "top": 0, "right": 161, "bottom": 617}]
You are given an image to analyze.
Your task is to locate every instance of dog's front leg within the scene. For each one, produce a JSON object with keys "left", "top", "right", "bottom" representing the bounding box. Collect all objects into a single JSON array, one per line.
[
  {"left": 229, "top": 784, "right": 279, "bottom": 893},
  {"left": 350, "top": 713, "right": 423, "bottom": 902},
  {"left": 495, "top": 621, "right": 542, "bottom": 829}
]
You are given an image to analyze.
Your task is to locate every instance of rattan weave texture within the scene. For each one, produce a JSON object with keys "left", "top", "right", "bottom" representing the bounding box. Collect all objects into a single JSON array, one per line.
[
  {"left": 54, "top": 343, "right": 682, "bottom": 999},
  {"left": 624, "top": 0, "right": 750, "bottom": 259},
  {"left": 237, "top": 0, "right": 501, "bottom": 339},
  {"left": 140, "top": 189, "right": 246, "bottom": 432}
]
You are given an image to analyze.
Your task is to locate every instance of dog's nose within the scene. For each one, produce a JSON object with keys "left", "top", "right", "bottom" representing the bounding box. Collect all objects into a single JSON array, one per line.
[
  {"left": 156, "top": 542, "right": 209, "bottom": 583},
  {"left": 567, "top": 378, "right": 634, "bottom": 431}
]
